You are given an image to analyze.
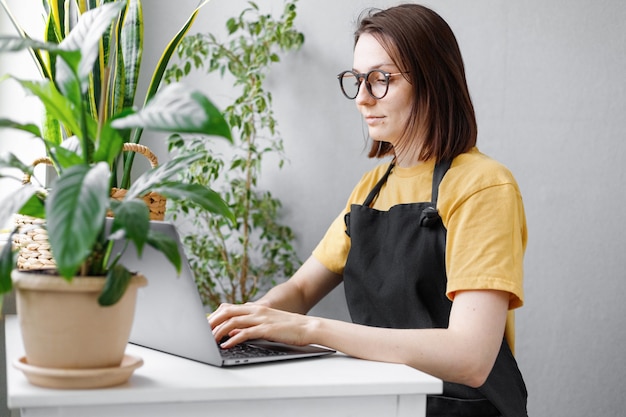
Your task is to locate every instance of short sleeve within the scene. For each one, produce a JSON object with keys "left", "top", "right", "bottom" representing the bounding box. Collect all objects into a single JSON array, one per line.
[
  {"left": 444, "top": 182, "right": 527, "bottom": 309},
  {"left": 312, "top": 209, "right": 351, "bottom": 275}
]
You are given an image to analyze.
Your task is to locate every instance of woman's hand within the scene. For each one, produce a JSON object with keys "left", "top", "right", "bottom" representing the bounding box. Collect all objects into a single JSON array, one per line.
[
  {"left": 208, "top": 302, "right": 317, "bottom": 349},
  {"left": 207, "top": 257, "right": 340, "bottom": 349}
]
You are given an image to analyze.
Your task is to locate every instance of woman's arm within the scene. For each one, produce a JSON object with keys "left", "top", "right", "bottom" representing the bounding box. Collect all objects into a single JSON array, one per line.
[
  {"left": 310, "top": 289, "right": 509, "bottom": 388},
  {"left": 210, "top": 286, "right": 509, "bottom": 388},
  {"left": 252, "top": 256, "right": 343, "bottom": 314}
]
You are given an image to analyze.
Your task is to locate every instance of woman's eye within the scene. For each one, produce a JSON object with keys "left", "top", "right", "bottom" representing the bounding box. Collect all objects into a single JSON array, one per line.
[{"left": 368, "top": 72, "right": 387, "bottom": 84}]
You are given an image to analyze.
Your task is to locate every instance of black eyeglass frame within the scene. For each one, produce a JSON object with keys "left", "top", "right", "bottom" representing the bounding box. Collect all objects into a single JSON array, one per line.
[{"left": 337, "top": 69, "right": 409, "bottom": 100}]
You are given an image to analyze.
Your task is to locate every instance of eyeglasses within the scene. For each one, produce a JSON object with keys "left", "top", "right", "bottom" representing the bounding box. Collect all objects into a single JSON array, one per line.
[{"left": 337, "top": 69, "right": 408, "bottom": 100}]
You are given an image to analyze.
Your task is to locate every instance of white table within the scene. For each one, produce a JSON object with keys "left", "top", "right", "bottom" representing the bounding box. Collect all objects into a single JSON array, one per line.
[{"left": 5, "top": 316, "right": 442, "bottom": 417}]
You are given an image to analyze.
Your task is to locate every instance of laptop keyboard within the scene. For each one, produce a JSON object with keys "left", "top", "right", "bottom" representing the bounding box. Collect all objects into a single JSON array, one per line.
[{"left": 220, "top": 342, "right": 289, "bottom": 359}]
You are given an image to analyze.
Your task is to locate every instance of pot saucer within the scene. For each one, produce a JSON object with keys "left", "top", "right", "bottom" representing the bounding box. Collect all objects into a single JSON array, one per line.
[{"left": 13, "top": 354, "right": 143, "bottom": 389}]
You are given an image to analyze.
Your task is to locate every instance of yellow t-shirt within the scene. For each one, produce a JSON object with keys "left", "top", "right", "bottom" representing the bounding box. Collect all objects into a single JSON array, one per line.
[{"left": 312, "top": 148, "right": 527, "bottom": 351}]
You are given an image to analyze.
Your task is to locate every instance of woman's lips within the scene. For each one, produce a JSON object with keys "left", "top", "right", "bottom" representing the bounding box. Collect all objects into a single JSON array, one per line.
[{"left": 364, "top": 115, "right": 384, "bottom": 125}]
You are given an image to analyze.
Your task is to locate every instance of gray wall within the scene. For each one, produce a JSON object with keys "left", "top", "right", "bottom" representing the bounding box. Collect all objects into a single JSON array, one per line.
[{"left": 2, "top": 0, "right": 625, "bottom": 416}]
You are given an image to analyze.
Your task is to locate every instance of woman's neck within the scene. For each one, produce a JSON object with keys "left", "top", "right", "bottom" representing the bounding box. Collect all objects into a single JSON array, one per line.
[{"left": 393, "top": 145, "right": 423, "bottom": 168}]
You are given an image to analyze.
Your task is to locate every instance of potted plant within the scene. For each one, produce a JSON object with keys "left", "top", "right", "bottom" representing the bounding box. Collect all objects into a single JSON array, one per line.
[
  {"left": 165, "top": 0, "right": 304, "bottom": 310},
  {"left": 0, "top": 0, "right": 209, "bottom": 191},
  {"left": 0, "top": 1, "right": 233, "bottom": 387}
]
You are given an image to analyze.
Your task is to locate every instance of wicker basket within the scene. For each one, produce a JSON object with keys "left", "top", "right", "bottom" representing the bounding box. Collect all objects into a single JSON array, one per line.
[
  {"left": 14, "top": 157, "right": 56, "bottom": 271},
  {"left": 13, "top": 215, "right": 56, "bottom": 271},
  {"left": 13, "top": 144, "right": 166, "bottom": 271},
  {"left": 109, "top": 143, "right": 166, "bottom": 221}
]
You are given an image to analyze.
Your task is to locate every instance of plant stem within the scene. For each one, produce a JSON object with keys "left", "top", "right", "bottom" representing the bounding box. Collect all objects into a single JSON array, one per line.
[{"left": 239, "top": 103, "right": 257, "bottom": 302}]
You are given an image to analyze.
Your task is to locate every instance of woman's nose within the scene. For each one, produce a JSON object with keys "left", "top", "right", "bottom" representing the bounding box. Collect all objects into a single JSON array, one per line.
[{"left": 354, "top": 80, "right": 375, "bottom": 105}]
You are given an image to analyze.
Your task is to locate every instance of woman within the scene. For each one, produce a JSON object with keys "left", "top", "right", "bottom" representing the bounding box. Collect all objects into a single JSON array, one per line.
[{"left": 210, "top": 4, "right": 528, "bottom": 416}]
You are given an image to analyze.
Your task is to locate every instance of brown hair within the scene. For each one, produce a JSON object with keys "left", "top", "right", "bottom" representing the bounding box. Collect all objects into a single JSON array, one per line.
[{"left": 355, "top": 4, "right": 477, "bottom": 162}]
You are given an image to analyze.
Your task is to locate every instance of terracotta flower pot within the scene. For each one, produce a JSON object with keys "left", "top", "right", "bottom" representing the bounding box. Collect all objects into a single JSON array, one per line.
[{"left": 12, "top": 270, "right": 147, "bottom": 370}]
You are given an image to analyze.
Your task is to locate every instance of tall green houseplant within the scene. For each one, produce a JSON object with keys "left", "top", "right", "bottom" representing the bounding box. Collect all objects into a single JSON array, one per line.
[
  {"left": 166, "top": 0, "right": 304, "bottom": 310},
  {"left": 0, "top": 1, "right": 233, "bottom": 308}
]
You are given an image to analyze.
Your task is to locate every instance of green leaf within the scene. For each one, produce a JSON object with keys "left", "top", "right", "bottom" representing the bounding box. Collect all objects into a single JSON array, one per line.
[
  {"left": 46, "top": 0, "right": 65, "bottom": 42},
  {"left": 48, "top": 145, "right": 83, "bottom": 171},
  {"left": 18, "top": 192, "right": 46, "bottom": 219},
  {"left": 42, "top": 111, "right": 62, "bottom": 147},
  {"left": 0, "top": 36, "right": 60, "bottom": 54},
  {"left": 92, "top": 121, "right": 125, "bottom": 165},
  {"left": 0, "top": 235, "right": 15, "bottom": 294},
  {"left": 109, "top": 199, "right": 150, "bottom": 256},
  {"left": 111, "top": 83, "right": 232, "bottom": 140},
  {"left": 0, "top": 152, "right": 33, "bottom": 175},
  {"left": 117, "top": 0, "right": 143, "bottom": 111},
  {"left": 0, "top": 119, "right": 41, "bottom": 137},
  {"left": 11, "top": 78, "right": 82, "bottom": 136},
  {"left": 52, "top": 50, "right": 84, "bottom": 108},
  {"left": 153, "top": 182, "right": 235, "bottom": 223},
  {"left": 226, "top": 17, "right": 238, "bottom": 34},
  {"left": 0, "top": 183, "right": 40, "bottom": 228},
  {"left": 146, "top": 230, "right": 182, "bottom": 274},
  {"left": 123, "top": 153, "right": 200, "bottom": 199},
  {"left": 57, "top": 2, "right": 125, "bottom": 93},
  {"left": 98, "top": 263, "right": 133, "bottom": 306},
  {"left": 46, "top": 163, "right": 111, "bottom": 279}
]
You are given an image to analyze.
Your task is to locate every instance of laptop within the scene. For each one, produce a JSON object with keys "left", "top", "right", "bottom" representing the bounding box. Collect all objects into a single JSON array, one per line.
[{"left": 114, "top": 220, "right": 335, "bottom": 366}]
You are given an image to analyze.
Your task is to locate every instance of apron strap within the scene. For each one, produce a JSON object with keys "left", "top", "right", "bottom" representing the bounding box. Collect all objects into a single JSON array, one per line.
[
  {"left": 420, "top": 159, "right": 452, "bottom": 227},
  {"left": 431, "top": 159, "right": 452, "bottom": 204},
  {"left": 363, "top": 162, "right": 394, "bottom": 207},
  {"left": 363, "top": 159, "right": 452, "bottom": 208}
]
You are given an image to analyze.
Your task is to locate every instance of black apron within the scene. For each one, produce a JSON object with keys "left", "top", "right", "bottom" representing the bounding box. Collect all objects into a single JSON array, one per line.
[{"left": 343, "top": 161, "right": 528, "bottom": 417}]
